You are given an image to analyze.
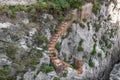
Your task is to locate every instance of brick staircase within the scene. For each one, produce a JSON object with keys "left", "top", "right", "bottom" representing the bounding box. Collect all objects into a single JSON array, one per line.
[{"left": 48, "top": 9, "right": 83, "bottom": 74}]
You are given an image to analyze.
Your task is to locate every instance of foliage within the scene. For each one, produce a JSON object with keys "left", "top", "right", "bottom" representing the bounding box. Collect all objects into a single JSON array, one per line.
[
  {"left": 63, "top": 72, "right": 67, "bottom": 77},
  {"left": 35, "top": 35, "right": 48, "bottom": 45},
  {"left": 92, "top": 3, "right": 100, "bottom": 14},
  {"left": 97, "top": 53, "right": 102, "bottom": 57},
  {"left": 78, "top": 46, "right": 84, "bottom": 52},
  {"left": 78, "top": 39, "right": 84, "bottom": 52},
  {"left": 53, "top": 77, "right": 60, "bottom": 80},
  {"left": 71, "top": 63, "right": 77, "bottom": 69},
  {"left": 91, "top": 43, "right": 97, "bottom": 55},
  {"left": 40, "top": 63, "right": 54, "bottom": 73},
  {"left": 50, "top": 0, "right": 69, "bottom": 10},
  {"left": 79, "top": 23, "right": 85, "bottom": 28},
  {"left": 55, "top": 42, "right": 61, "bottom": 52},
  {"left": 0, "top": 66, "right": 10, "bottom": 79},
  {"left": 6, "top": 45, "right": 18, "bottom": 59},
  {"left": 89, "top": 58, "right": 94, "bottom": 67},
  {"left": 94, "top": 24, "right": 101, "bottom": 32},
  {"left": 83, "top": 18, "right": 87, "bottom": 22}
]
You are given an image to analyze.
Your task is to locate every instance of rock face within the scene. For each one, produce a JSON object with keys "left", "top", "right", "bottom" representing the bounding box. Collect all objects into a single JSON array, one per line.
[
  {"left": 0, "top": 0, "right": 120, "bottom": 80},
  {"left": 110, "top": 63, "right": 120, "bottom": 80},
  {"left": 0, "top": 0, "right": 37, "bottom": 5}
]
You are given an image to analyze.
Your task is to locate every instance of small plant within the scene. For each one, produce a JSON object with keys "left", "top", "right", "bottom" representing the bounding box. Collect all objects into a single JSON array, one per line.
[
  {"left": 107, "top": 44, "right": 112, "bottom": 49},
  {"left": 107, "top": 15, "right": 111, "bottom": 21},
  {"left": 58, "top": 15, "right": 63, "bottom": 23},
  {"left": 97, "top": 53, "right": 102, "bottom": 57},
  {"left": 89, "top": 58, "right": 94, "bottom": 67},
  {"left": 79, "top": 23, "right": 85, "bottom": 28},
  {"left": 6, "top": 45, "right": 17, "bottom": 59},
  {"left": 35, "top": 35, "right": 48, "bottom": 45},
  {"left": 78, "top": 46, "right": 84, "bottom": 52},
  {"left": 92, "top": 3, "right": 100, "bottom": 14},
  {"left": 105, "top": 51, "right": 110, "bottom": 57},
  {"left": 109, "top": 29, "right": 114, "bottom": 38},
  {"left": 99, "top": 40, "right": 103, "bottom": 45},
  {"left": 91, "top": 43, "right": 97, "bottom": 55},
  {"left": 71, "top": 63, "right": 77, "bottom": 69},
  {"left": 55, "top": 42, "right": 61, "bottom": 52},
  {"left": 67, "top": 26, "right": 72, "bottom": 33},
  {"left": 53, "top": 77, "right": 60, "bottom": 80},
  {"left": 83, "top": 18, "right": 87, "bottom": 22},
  {"left": 73, "top": 20, "right": 79, "bottom": 23},
  {"left": 54, "top": 27, "right": 59, "bottom": 33},
  {"left": 94, "top": 24, "right": 101, "bottom": 32},
  {"left": 82, "top": 54, "right": 87, "bottom": 58},
  {"left": 40, "top": 63, "right": 54, "bottom": 73},
  {"left": 77, "top": 39, "right": 84, "bottom": 52},
  {"left": 63, "top": 72, "right": 67, "bottom": 77}
]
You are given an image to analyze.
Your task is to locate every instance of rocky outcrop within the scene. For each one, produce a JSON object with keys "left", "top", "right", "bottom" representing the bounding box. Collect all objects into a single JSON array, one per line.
[
  {"left": 110, "top": 63, "right": 120, "bottom": 80},
  {"left": 0, "top": 0, "right": 37, "bottom": 5}
]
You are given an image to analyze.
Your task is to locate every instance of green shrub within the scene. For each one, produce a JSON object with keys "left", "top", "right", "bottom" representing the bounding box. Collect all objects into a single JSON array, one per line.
[
  {"left": 40, "top": 64, "right": 54, "bottom": 73},
  {"left": 78, "top": 39, "right": 84, "bottom": 52},
  {"left": 63, "top": 72, "right": 67, "bottom": 77},
  {"left": 105, "top": 51, "right": 110, "bottom": 57},
  {"left": 109, "top": 29, "right": 114, "bottom": 38},
  {"left": 0, "top": 67, "right": 10, "bottom": 75},
  {"left": 53, "top": 77, "right": 60, "bottom": 80},
  {"left": 55, "top": 42, "right": 61, "bottom": 52},
  {"left": 78, "top": 46, "right": 84, "bottom": 52},
  {"left": 107, "top": 15, "right": 111, "bottom": 21},
  {"left": 99, "top": 40, "right": 103, "bottom": 45},
  {"left": 71, "top": 63, "right": 77, "bottom": 69},
  {"left": 92, "top": 3, "right": 100, "bottom": 14},
  {"left": 6, "top": 45, "right": 17, "bottom": 59},
  {"left": 83, "top": 18, "right": 87, "bottom": 22},
  {"left": 89, "top": 58, "right": 94, "bottom": 67},
  {"left": 58, "top": 15, "right": 63, "bottom": 23},
  {"left": 35, "top": 35, "right": 48, "bottom": 45},
  {"left": 50, "top": 0, "right": 69, "bottom": 10},
  {"left": 67, "top": 26, "right": 72, "bottom": 33},
  {"left": 94, "top": 24, "right": 101, "bottom": 32},
  {"left": 82, "top": 54, "right": 87, "bottom": 58},
  {"left": 79, "top": 23, "right": 85, "bottom": 28},
  {"left": 97, "top": 53, "right": 102, "bottom": 57},
  {"left": 107, "top": 44, "right": 112, "bottom": 49},
  {"left": 91, "top": 43, "right": 96, "bottom": 55},
  {"left": 54, "top": 27, "right": 59, "bottom": 33}
]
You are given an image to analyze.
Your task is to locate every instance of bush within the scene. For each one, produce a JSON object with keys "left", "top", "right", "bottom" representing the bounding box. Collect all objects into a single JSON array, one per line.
[
  {"left": 105, "top": 51, "right": 110, "bottom": 57},
  {"left": 6, "top": 45, "right": 17, "bottom": 59},
  {"left": 107, "top": 44, "right": 112, "bottom": 49},
  {"left": 97, "top": 53, "right": 102, "bottom": 57},
  {"left": 94, "top": 24, "right": 101, "bottom": 32},
  {"left": 35, "top": 35, "right": 48, "bottom": 45},
  {"left": 83, "top": 18, "right": 87, "bottom": 22},
  {"left": 40, "top": 64, "right": 54, "bottom": 73},
  {"left": 71, "top": 63, "right": 77, "bottom": 69},
  {"left": 78, "top": 46, "right": 84, "bottom": 52},
  {"left": 78, "top": 39, "right": 84, "bottom": 52},
  {"left": 91, "top": 43, "right": 96, "bottom": 55},
  {"left": 92, "top": 3, "right": 100, "bottom": 14},
  {"left": 53, "top": 77, "right": 60, "bottom": 80},
  {"left": 79, "top": 23, "right": 85, "bottom": 28},
  {"left": 89, "top": 58, "right": 94, "bottom": 67},
  {"left": 63, "top": 72, "right": 67, "bottom": 77},
  {"left": 50, "top": 0, "right": 69, "bottom": 10},
  {"left": 55, "top": 42, "right": 61, "bottom": 52},
  {"left": 67, "top": 26, "right": 72, "bottom": 33}
]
